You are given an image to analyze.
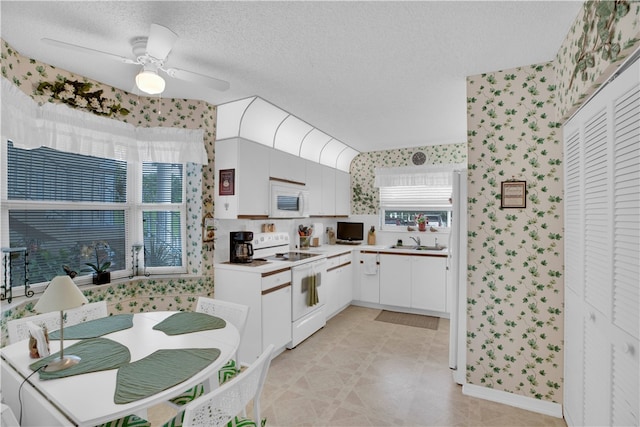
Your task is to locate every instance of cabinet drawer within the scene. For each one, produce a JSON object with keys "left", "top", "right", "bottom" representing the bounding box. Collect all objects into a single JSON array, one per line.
[
  {"left": 326, "top": 255, "right": 341, "bottom": 269},
  {"left": 339, "top": 254, "right": 352, "bottom": 265},
  {"left": 261, "top": 268, "right": 291, "bottom": 291}
]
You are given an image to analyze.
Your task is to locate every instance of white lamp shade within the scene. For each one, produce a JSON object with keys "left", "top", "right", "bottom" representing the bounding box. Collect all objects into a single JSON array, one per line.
[
  {"left": 136, "top": 69, "right": 166, "bottom": 95},
  {"left": 34, "top": 276, "right": 88, "bottom": 313}
]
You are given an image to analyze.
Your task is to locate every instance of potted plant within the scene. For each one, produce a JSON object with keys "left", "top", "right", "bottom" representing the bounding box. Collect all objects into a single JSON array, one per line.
[
  {"left": 82, "top": 241, "right": 112, "bottom": 285},
  {"left": 416, "top": 214, "right": 428, "bottom": 232}
]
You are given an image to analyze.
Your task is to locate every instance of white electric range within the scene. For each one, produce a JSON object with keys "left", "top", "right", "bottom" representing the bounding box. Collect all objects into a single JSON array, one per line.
[{"left": 218, "top": 232, "right": 328, "bottom": 352}]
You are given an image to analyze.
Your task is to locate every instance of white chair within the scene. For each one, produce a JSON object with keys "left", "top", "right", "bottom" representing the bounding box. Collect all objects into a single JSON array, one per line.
[
  {"left": 196, "top": 297, "right": 249, "bottom": 380},
  {"left": 163, "top": 344, "right": 274, "bottom": 427},
  {"left": 7, "top": 300, "right": 109, "bottom": 344},
  {"left": 65, "top": 300, "right": 108, "bottom": 325},
  {"left": 1, "top": 403, "right": 19, "bottom": 427},
  {"left": 7, "top": 311, "right": 60, "bottom": 344},
  {"left": 7, "top": 300, "right": 108, "bottom": 344},
  {"left": 167, "top": 298, "right": 250, "bottom": 408}
]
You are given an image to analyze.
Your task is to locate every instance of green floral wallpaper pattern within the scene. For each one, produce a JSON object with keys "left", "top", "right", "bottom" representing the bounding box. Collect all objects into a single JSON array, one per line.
[
  {"left": 0, "top": 276, "right": 214, "bottom": 346},
  {"left": 350, "top": 143, "right": 467, "bottom": 215},
  {"left": 1, "top": 39, "right": 218, "bottom": 277},
  {"left": 466, "top": 63, "right": 564, "bottom": 402},
  {"left": 555, "top": 0, "right": 640, "bottom": 120}
]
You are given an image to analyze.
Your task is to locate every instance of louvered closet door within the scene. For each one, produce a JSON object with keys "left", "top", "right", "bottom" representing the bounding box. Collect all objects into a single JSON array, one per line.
[
  {"left": 610, "top": 66, "right": 639, "bottom": 427},
  {"left": 563, "top": 56, "right": 640, "bottom": 427},
  {"left": 582, "top": 104, "right": 613, "bottom": 426}
]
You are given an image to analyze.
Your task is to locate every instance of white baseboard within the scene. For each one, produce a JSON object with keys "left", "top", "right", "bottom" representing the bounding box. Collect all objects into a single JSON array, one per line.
[{"left": 462, "top": 383, "right": 563, "bottom": 418}]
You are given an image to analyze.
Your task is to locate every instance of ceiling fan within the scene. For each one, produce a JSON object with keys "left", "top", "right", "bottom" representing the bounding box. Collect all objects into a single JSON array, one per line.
[{"left": 42, "top": 23, "right": 230, "bottom": 95}]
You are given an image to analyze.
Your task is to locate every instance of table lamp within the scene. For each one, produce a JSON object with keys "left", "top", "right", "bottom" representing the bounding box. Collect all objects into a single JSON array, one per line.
[{"left": 34, "top": 275, "right": 88, "bottom": 372}]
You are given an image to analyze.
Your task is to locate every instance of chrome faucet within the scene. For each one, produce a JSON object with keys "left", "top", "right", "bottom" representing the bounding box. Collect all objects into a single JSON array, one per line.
[{"left": 410, "top": 236, "right": 421, "bottom": 246}]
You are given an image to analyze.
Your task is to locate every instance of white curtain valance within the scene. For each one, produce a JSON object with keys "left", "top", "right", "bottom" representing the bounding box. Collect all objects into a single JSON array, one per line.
[
  {"left": 374, "top": 163, "right": 466, "bottom": 187},
  {"left": 1, "top": 78, "right": 208, "bottom": 164}
]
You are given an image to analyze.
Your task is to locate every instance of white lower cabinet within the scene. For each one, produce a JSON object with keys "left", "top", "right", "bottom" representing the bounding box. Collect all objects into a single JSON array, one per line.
[
  {"left": 357, "top": 252, "right": 380, "bottom": 303},
  {"left": 357, "top": 251, "right": 448, "bottom": 314},
  {"left": 262, "top": 281, "right": 292, "bottom": 355},
  {"left": 325, "top": 253, "right": 353, "bottom": 318},
  {"left": 411, "top": 255, "right": 447, "bottom": 312},
  {"left": 215, "top": 267, "right": 292, "bottom": 364},
  {"left": 379, "top": 254, "right": 411, "bottom": 307}
]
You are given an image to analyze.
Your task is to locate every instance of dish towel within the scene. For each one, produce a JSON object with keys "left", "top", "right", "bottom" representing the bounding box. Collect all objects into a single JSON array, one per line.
[
  {"left": 306, "top": 274, "right": 319, "bottom": 307},
  {"left": 363, "top": 254, "right": 378, "bottom": 275}
]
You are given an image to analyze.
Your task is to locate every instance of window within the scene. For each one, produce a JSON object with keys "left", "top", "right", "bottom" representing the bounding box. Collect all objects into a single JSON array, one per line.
[
  {"left": 2, "top": 141, "right": 186, "bottom": 287},
  {"left": 380, "top": 185, "right": 452, "bottom": 229},
  {"left": 376, "top": 167, "right": 457, "bottom": 230}
]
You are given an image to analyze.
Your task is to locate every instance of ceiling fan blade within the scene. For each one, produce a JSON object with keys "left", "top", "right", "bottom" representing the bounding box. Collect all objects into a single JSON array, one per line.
[
  {"left": 164, "top": 67, "right": 230, "bottom": 91},
  {"left": 146, "top": 24, "right": 178, "bottom": 60},
  {"left": 41, "top": 38, "right": 137, "bottom": 64}
]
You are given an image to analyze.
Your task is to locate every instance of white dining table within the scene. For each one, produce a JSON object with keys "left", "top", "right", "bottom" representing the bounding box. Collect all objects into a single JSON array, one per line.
[{"left": 0, "top": 311, "right": 240, "bottom": 427}]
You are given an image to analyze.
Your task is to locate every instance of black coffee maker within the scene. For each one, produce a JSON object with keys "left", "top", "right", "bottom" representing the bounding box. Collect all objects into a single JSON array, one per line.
[{"left": 230, "top": 231, "right": 254, "bottom": 263}]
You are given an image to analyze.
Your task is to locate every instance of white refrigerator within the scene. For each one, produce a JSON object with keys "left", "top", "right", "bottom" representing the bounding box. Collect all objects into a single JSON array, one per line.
[{"left": 448, "top": 168, "right": 467, "bottom": 385}]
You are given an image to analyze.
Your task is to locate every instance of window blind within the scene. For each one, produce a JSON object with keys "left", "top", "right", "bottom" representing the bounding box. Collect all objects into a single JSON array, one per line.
[{"left": 379, "top": 185, "right": 452, "bottom": 209}]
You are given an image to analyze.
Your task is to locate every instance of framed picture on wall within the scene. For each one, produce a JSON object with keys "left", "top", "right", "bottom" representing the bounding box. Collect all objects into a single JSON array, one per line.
[
  {"left": 501, "top": 180, "right": 527, "bottom": 208},
  {"left": 219, "top": 169, "right": 235, "bottom": 196}
]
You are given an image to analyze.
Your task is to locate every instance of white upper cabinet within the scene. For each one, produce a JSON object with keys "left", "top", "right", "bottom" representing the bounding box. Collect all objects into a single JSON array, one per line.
[
  {"left": 270, "top": 149, "right": 306, "bottom": 184},
  {"left": 217, "top": 138, "right": 351, "bottom": 218},
  {"left": 215, "top": 138, "right": 270, "bottom": 218},
  {"left": 305, "top": 160, "right": 323, "bottom": 216},
  {"left": 335, "top": 170, "right": 351, "bottom": 216},
  {"left": 321, "top": 166, "right": 336, "bottom": 215}
]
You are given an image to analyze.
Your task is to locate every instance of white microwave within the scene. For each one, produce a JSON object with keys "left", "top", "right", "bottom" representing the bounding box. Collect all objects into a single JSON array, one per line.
[{"left": 270, "top": 182, "right": 310, "bottom": 218}]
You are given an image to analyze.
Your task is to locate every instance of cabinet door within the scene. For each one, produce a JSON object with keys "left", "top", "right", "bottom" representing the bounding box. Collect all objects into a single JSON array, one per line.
[
  {"left": 321, "top": 166, "right": 336, "bottom": 215},
  {"left": 380, "top": 254, "right": 411, "bottom": 308},
  {"left": 338, "top": 256, "right": 353, "bottom": 307},
  {"left": 237, "top": 140, "right": 270, "bottom": 216},
  {"left": 411, "top": 256, "right": 447, "bottom": 312},
  {"left": 270, "top": 150, "right": 306, "bottom": 184},
  {"left": 335, "top": 170, "right": 351, "bottom": 216},
  {"left": 357, "top": 253, "right": 379, "bottom": 303},
  {"left": 262, "top": 285, "right": 292, "bottom": 351},
  {"left": 305, "top": 160, "right": 323, "bottom": 215},
  {"left": 324, "top": 268, "right": 338, "bottom": 318}
]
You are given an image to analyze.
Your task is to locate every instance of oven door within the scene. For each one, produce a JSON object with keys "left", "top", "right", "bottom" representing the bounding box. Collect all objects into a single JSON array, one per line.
[{"left": 291, "top": 259, "right": 326, "bottom": 321}]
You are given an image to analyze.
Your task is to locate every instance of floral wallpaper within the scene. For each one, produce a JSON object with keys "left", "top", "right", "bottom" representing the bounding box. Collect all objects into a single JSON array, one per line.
[
  {"left": 1, "top": 39, "right": 218, "bottom": 277},
  {"left": 1, "top": 40, "right": 218, "bottom": 340},
  {"left": 555, "top": 0, "right": 640, "bottom": 121},
  {"left": 465, "top": 0, "right": 639, "bottom": 404},
  {"left": 466, "top": 62, "right": 564, "bottom": 402},
  {"left": 0, "top": 276, "right": 214, "bottom": 346},
  {"left": 350, "top": 143, "right": 467, "bottom": 215}
]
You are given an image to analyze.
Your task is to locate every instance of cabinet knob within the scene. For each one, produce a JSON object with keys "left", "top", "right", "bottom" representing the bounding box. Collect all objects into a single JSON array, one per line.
[
  {"left": 588, "top": 312, "right": 596, "bottom": 322},
  {"left": 622, "top": 343, "right": 635, "bottom": 355}
]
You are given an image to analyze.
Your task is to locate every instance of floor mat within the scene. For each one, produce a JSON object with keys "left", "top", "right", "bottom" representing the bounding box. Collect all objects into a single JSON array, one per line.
[{"left": 374, "top": 310, "right": 439, "bottom": 330}]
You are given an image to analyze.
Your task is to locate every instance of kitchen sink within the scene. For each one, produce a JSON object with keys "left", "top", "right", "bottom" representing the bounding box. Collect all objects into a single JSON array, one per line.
[{"left": 389, "top": 245, "right": 446, "bottom": 251}]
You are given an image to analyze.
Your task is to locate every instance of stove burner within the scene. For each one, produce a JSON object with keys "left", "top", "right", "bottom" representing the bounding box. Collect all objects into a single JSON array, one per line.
[{"left": 266, "top": 251, "right": 321, "bottom": 262}]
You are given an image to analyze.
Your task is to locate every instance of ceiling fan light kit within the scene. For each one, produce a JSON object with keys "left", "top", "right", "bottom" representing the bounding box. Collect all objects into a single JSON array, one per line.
[
  {"left": 136, "top": 65, "right": 165, "bottom": 95},
  {"left": 41, "top": 23, "right": 230, "bottom": 97}
]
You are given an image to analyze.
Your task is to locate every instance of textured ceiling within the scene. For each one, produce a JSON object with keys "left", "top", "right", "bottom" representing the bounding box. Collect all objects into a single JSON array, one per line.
[{"left": 0, "top": 1, "right": 583, "bottom": 153}]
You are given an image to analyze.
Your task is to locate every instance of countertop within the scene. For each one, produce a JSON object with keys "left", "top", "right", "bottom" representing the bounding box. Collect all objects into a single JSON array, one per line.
[{"left": 215, "top": 243, "right": 449, "bottom": 274}]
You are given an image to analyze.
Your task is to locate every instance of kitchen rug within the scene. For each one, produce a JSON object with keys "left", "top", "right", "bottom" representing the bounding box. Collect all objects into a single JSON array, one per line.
[{"left": 374, "top": 310, "right": 439, "bottom": 330}]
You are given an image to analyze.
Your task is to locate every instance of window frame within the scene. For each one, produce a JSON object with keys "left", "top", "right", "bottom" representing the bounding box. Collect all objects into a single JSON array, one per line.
[{"left": 1, "top": 140, "right": 188, "bottom": 292}]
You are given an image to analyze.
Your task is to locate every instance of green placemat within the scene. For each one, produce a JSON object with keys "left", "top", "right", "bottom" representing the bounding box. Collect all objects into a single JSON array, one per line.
[
  {"left": 114, "top": 348, "right": 221, "bottom": 404},
  {"left": 49, "top": 314, "right": 134, "bottom": 340},
  {"left": 29, "top": 338, "right": 131, "bottom": 380},
  {"left": 152, "top": 312, "right": 226, "bottom": 336}
]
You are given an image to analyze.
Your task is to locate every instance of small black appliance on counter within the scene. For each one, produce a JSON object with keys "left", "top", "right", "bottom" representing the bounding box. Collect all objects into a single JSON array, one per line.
[{"left": 230, "top": 231, "right": 254, "bottom": 263}]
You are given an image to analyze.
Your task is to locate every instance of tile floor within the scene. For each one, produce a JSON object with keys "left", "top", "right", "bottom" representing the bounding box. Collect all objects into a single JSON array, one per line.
[{"left": 150, "top": 305, "right": 567, "bottom": 426}]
